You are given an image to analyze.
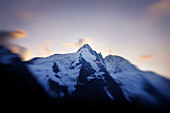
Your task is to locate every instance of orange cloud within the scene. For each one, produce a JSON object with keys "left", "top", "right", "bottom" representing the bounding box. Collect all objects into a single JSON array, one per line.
[
  {"left": 143, "top": 0, "right": 170, "bottom": 26},
  {"left": 10, "top": 45, "right": 32, "bottom": 61},
  {"left": 62, "top": 43, "right": 75, "bottom": 49},
  {"left": 137, "top": 55, "right": 153, "bottom": 60},
  {"left": 0, "top": 30, "right": 27, "bottom": 41},
  {"left": 62, "top": 37, "right": 93, "bottom": 49},
  {"left": 10, "top": 45, "right": 20, "bottom": 53},
  {"left": 11, "top": 30, "right": 28, "bottom": 39},
  {"left": 35, "top": 40, "right": 52, "bottom": 56},
  {"left": 102, "top": 48, "right": 115, "bottom": 54},
  {"left": 0, "top": 29, "right": 31, "bottom": 61}
]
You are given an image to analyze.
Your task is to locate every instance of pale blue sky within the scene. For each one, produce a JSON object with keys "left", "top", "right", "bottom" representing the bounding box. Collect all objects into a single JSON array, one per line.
[{"left": 0, "top": 0, "right": 170, "bottom": 78}]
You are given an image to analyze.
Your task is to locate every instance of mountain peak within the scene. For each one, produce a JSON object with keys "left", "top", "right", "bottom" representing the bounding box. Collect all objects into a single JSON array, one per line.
[
  {"left": 78, "top": 43, "right": 92, "bottom": 50},
  {"left": 105, "top": 55, "right": 138, "bottom": 73},
  {"left": 77, "top": 44, "right": 94, "bottom": 54},
  {"left": 82, "top": 43, "right": 91, "bottom": 48}
]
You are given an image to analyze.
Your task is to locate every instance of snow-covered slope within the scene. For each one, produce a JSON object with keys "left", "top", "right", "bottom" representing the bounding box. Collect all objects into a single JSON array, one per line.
[
  {"left": 27, "top": 44, "right": 109, "bottom": 98},
  {"left": 105, "top": 55, "right": 170, "bottom": 107},
  {"left": 28, "top": 53, "right": 80, "bottom": 96},
  {"left": 27, "top": 44, "right": 170, "bottom": 108}
]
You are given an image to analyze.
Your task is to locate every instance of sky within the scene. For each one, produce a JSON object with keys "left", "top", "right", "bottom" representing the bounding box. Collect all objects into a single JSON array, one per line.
[{"left": 0, "top": 0, "right": 170, "bottom": 78}]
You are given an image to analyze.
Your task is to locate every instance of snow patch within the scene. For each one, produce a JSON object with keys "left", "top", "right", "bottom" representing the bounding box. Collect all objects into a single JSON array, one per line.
[
  {"left": 87, "top": 71, "right": 105, "bottom": 81},
  {"left": 78, "top": 48, "right": 100, "bottom": 72}
]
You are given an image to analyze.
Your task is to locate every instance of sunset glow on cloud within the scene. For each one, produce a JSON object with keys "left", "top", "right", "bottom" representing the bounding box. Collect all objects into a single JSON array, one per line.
[
  {"left": 0, "top": 29, "right": 31, "bottom": 61},
  {"left": 0, "top": 0, "right": 169, "bottom": 78},
  {"left": 102, "top": 48, "right": 115, "bottom": 55},
  {"left": 35, "top": 40, "right": 53, "bottom": 57},
  {"left": 10, "top": 45, "right": 32, "bottom": 61},
  {"left": 137, "top": 55, "right": 153, "bottom": 60},
  {"left": 62, "top": 37, "right": 93, "bottom": 49},
  {"left": 144, "top": 0, "right": 170, "bottom": 25},
  {"left": 12, "top": 30, "right": 28, "bottom": 39},
  {"left": 0, "top": 30, "right": 27, "bottom": 40}
]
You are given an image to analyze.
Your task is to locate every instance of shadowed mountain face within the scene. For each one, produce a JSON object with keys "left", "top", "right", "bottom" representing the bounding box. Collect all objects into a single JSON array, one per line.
[
  {"left": 0, "top": 46, "right": 55, "bottom": 110},
  {"left": 1, "top": 44, "right": 170, "bottom": 111}
]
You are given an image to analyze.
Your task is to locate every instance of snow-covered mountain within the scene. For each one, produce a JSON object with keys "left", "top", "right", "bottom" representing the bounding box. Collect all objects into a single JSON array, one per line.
[{"left": 26, "top": 44, "right": 170, "bottom": 108}]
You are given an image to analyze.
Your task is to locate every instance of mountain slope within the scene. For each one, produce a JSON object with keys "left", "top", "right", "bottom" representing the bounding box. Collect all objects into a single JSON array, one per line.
[
  {"left": 27, "top": 44, "right": 129, "bottom": 107},
  {"left": 105, "top": 55, "right": 170, "bottom": 107},
  {"left": 26, "top": 44, "right": 170, "bottom": 109}
]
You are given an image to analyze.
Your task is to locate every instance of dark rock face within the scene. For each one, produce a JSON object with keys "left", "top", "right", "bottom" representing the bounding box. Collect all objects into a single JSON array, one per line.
[
  {"left": 0, "top": 46, "right": 55, "bottom": 110},
  {"left": 48, "top": 78, "right": 68, "bottom": 97},
  {"left": 70, "top": 57, "right": 129, "bottom": 108},
  {"left": 52, "top": 62, "right": 60, "bottom": 73}
]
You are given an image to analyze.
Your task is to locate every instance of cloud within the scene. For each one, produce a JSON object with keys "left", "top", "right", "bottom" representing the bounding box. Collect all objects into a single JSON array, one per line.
[
  {"left": 11, "top": 30, "right": 28, "bottom": 39},
  {"left": 0, "top": 30, "right": 31, "bottom": 61},
  {"left": 0, "top": 30, "right": 27, "bottom": 40},
  {"left": 35, "top": 40, "right": 52, "bottom": 56},
  {"left": 44, "top": 40, "right": 52, "bottom": 55},
  {"left": 62, "top": 43, "right": 75, "bottom": 49},
  {"left": 0, "top": 30, "right": 28, "bottom": 46},
  {"left": 74, "top": 38, "right": 92, "bottom": 48},
  {"left": 102, "top": 48, "right": 115, "bottom": 54},
  {"left": 137, "top": 55, "right": 153, "bottom": 60},
  {"left": 10, "top": 44, "right": 32, "bottom": 61},
  {"left": 143, "top": 0, "right": 170, "bottom": 26},
  {"left": 62, "top": 37, "right": 93, "bottom": 49}
]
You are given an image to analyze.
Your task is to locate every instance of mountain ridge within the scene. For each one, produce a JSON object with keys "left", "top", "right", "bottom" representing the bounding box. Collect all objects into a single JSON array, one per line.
[
  {"left": 1, "top": 44, "right": 169, "bottom": 111},
  {"left": 26, "top": 44, "right": 170, "bottom": 109}
]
